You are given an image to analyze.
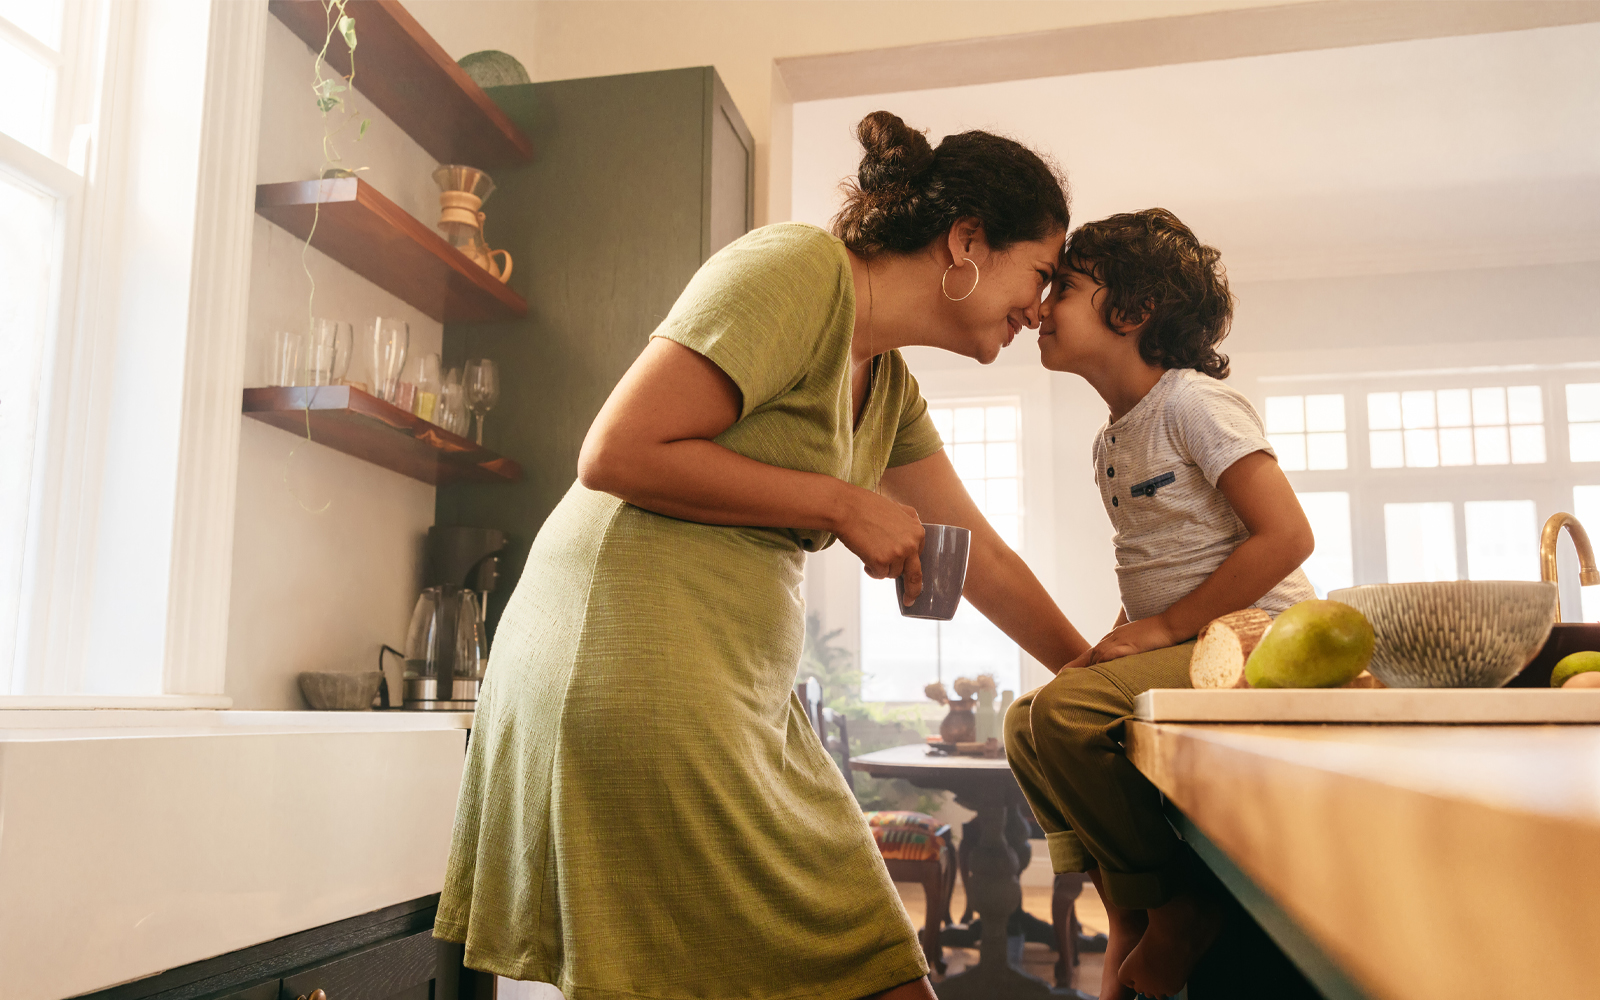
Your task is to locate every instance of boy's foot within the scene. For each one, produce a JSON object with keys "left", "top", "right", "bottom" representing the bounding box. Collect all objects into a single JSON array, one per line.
[
  {"left": 1117, "top": 891, "right": 1223, "bottom": 999},
  {"left": 1089, "top": 868, "right": 1147, "bottom": 1000}
]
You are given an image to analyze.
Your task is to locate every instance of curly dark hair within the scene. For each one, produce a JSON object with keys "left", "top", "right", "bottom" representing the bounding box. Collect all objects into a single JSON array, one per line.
[
  {"left": 1060, "top": 208, "right": 1233, "bottom": 378},
  {"left": 832, "top": 111, "right": 1069, "bottom": 259}
]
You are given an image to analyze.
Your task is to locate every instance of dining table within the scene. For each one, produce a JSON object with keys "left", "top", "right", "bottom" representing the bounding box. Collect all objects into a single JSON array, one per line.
[{"left": 850, "top": 744, "right": 1095, "bottom": 1000}]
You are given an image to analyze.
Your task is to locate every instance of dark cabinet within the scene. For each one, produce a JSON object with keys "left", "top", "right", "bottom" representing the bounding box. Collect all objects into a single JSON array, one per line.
[
  {"left": 435, "top": 67, "right": 754, "bottom": 635},
  {"left": 75, "top": 896, "right": 491, "bottom": 1000}
]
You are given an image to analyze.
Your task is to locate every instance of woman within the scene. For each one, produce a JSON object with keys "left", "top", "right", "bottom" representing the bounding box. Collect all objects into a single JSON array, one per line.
[{"left": 436, "top": 112, "right": 1090, "bottom": 1000}]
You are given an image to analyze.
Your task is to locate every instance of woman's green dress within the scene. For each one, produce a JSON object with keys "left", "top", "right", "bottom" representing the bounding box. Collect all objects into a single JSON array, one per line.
[{"left": 436, "top": 223, "right": 945, "bottom": 999}]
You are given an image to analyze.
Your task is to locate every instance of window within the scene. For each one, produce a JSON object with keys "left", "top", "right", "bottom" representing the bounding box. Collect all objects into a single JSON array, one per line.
[
  {"left": 1569, "top": 384, "right": 1600, "bottom": 462},
  {"left": 1384, "top": 502, "right": 1458, "bottom": 582},
  {"left": 1295, "top": 491, "right": 1353, "bottom": 596},
  {"left": 1578, "top": 486, "right": 1600, "bottom": 622},
  {"left": 1463, "top": 500, "right": 1540, "bottom": 581},
  {"left": 1265, "top": 394, "right": 1347, "bottom": 471},
  {"left": 0, "top": 0, "right": 65, "bottom": 154},
  {"left": 859, "top": 399, "right": 1023, "bottom": 701},
  {"left": 1368, "top": 386, "right": 1545, "bottom": 469}
]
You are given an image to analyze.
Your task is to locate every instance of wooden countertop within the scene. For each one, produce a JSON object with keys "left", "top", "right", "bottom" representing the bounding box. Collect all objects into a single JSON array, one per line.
[{"left": 1126, "top": 722, "right": 1600, "bottom": 1000}]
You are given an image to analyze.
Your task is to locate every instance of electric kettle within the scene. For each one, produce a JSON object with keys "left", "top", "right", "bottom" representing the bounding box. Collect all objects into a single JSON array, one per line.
[{"left": 403, "top": 586, "right": 486, "bottom": 711}]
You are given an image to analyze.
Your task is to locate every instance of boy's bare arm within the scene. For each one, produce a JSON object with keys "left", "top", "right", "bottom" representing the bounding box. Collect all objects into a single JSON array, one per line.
[
  {"left": 881, "top": 450, "right": 1091, "bottom": 671},
  {"left": 1067, "top": 450, "right": 1314, "bottom": 668}
]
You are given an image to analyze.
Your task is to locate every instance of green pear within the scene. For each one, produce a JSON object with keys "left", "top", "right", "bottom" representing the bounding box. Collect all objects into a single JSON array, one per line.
[
  {"left": 1245, "top": 600, "right": 1375, "bottom": 689},
  {"left": 1551, "top": 651, "right": 1600, "bottom": 688}
]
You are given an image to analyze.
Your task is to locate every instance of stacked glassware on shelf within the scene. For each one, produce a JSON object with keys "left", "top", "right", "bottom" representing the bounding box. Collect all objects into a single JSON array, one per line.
[{"left": 260, "top": 319, "right": 499, "bottom": 443}]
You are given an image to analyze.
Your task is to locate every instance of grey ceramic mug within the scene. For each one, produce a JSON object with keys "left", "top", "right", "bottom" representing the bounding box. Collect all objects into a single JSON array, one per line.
[{"left": 895, "top": 523, "right": 972, "bottom": 620}]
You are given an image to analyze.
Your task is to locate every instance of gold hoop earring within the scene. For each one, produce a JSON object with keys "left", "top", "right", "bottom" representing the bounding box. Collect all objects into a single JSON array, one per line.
[{"left": 942, "top": 258, "right": 980, "bottom": 302}]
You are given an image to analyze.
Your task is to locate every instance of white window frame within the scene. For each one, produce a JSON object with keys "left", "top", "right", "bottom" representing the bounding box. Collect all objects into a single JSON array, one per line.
[
  {"left": 3, "top": 0, "right": 267, "bottom": 706},
  {"left": 1255, "top": 361, "right": 1600, "bottom": 619},
  {"left": 807, "top": 363, "right": 1059, "bottom": 701}
]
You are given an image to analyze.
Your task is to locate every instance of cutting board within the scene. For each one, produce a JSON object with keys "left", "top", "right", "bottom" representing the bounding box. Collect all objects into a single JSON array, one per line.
[{"left": 1134, "top": 687, "right": 1600, "bottom": 723}]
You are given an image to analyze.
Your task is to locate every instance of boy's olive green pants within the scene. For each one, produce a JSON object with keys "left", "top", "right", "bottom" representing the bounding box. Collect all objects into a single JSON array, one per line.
[{"left": 1004, "top": 642, "right": 1195, "bottom": 911}]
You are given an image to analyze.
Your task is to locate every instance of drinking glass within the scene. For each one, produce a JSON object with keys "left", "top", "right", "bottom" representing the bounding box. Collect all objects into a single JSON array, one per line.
[
  {"left": 306, "top": 319, "right": 353, "bottom": 385},
  {"left": 464, "top": 358, "right": 501, "bottom": 446},
  {"left": 264, "top": 329, "right": 303, "bottom": 387},
  {"left": 365, "top": 317, "right": 409, "bottom": 403},
  {"left": 413, "top": 353, "right": 442, "bottom": 422},
  {"left": 438, "top": 368, "right": 470, "bottom": 436}
]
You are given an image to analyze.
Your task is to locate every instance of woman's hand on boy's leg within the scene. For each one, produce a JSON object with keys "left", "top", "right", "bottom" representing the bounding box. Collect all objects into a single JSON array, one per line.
[{"left": 1061, "top": 615, "right": 1179, "bottom": 670}]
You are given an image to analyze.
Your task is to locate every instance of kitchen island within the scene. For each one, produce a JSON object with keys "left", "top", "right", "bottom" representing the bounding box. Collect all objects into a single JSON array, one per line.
[{"left": 1127, "top": 721, "right": 1600, "bottom": 1000}]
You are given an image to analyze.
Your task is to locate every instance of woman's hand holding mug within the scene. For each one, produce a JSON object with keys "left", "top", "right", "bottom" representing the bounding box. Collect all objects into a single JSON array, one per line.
[{"left": 833, "top": 487, "right": 925, "bottom": 603}]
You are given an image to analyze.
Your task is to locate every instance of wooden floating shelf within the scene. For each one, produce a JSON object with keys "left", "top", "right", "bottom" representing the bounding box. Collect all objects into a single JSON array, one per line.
[
  {"left": 243, "top": 385, "right": 522, "bottom": 486},
  {"left": 256, "top": 177, "right": 527, "bottom": 324},
  {"left": 268, "top": 0, "right": 534, "bottom": 167}
]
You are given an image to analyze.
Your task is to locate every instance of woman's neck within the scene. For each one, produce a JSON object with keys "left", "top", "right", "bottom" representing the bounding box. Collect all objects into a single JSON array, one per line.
[{"left": 846, "top": 248, "right": 945, "bottom": 365}]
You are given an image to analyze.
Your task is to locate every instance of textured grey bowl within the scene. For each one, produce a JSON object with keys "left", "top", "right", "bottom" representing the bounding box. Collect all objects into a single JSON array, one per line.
[
  {"left": 1327, "top": 581, "right": 1557, "bottom": 688},
  {"left": 298, "top": 671, "right": 382, "bottom": 710}
]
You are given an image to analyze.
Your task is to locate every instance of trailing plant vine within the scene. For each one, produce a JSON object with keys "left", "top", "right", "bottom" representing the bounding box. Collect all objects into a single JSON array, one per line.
[{"left": 286, "top": 0, "right": 371, "bottom": 511}]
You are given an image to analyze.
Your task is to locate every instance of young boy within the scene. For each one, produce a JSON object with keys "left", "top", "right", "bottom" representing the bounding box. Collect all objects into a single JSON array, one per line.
[{"left": 1006, "top": 209, "right": 1316, "bottom": 1000}]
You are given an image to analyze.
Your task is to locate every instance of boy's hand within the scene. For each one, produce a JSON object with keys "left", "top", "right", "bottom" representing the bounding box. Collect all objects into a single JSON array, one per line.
[{"left": 1062, "top": 615, "right": 1179, "bottom": 670}]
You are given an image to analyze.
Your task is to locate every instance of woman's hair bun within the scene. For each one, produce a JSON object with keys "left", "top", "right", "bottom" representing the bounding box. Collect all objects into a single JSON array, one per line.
[
  {"left": 854, "top": 111, "right": 935, "bottom": 193},
  {"left": 833, "top": 111, "right": 1069, "bottom": 260}
]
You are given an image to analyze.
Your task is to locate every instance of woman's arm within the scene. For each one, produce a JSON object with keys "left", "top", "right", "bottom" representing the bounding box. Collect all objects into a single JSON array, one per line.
[
  {"left": 1066, "top": 450, "right": 1315, "bottom": 667},
  {"left": 578, "top": 338, "right": 930, "bottom": 590},
  {"left": 880, "top": 450, "right": 1090, "bottom": 672}
]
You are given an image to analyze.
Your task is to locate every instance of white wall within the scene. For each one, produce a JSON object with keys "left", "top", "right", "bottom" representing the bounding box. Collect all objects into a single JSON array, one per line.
[{"left": 225, "top": 19, "right": 445, "bottom": 710}]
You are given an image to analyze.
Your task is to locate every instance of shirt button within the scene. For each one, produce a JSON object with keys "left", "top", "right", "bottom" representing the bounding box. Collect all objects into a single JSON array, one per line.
[
  {"left": 1107, "top": 466, "right": 1115, "bottom": 477},
  {"left": 1112, "top": 496, "right": 1119, "bottom": 507}
]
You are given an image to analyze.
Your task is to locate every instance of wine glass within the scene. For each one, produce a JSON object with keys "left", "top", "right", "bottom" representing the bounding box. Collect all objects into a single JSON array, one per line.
[
  {"left": 464, "top": 358, "right": 500, "bottom": 446},
  {"left": 365, "top": 317, "right": 409, "bottom": 403}
]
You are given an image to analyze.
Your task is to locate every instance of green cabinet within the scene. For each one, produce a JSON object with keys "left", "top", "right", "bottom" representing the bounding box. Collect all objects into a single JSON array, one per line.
[{"left": 436, "top": 67, "right": 754, "bottom": 633}]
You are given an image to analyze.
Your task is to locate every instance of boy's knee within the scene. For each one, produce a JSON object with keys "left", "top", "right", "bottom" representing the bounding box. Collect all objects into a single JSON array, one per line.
[
  {"left": 1003, "top": 688, "right": 1037, "bottom": 747},
  {"left": 1029, "top": 668, "right": 1112, "bottom": 752}
]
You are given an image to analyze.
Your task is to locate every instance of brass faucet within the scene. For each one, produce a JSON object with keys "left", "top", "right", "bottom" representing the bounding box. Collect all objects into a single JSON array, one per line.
[{"left": 1540, "top": 512, "right": 1600, "bottom": 623}]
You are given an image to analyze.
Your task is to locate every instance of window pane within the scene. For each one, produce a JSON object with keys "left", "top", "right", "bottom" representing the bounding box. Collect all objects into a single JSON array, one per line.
[
  {"left": 985, "top": 405, "right": 1017, "bottom": 442},
  {"left": 1306, "top": 432, "right": 1347, "bottom": 471},
  {"left": 1572, "top": 423, "right": 1600, "bottom": 463},
  {"left": 1385, "top": 502, "right": 1458, "bottom": 583},
  {"left": 1304, "top": 394, "right": 1345, "bottom": 432},
  {"left": 1404, "top": 429, "right": 1439, "bottom": 468},
  {"left": 0, "top": 34, "right": 55, "bottom": 154},
  {"left": 953, "top": 407, "right": 985, "bottom": 442},
  {"left": 1474, "top": 426, "right": 1510, "bottom": 465},
  {"left": 1472, "top": 386, "right": 1507, "bottom": 426},
  {"left": 1577, "top": 486, "right": 1600, "bottom": 623},
  {"left": 859, "top": 573, "right": 938, "bottom": 701},
  {"left": 1439, "top": 427, "right": 1474, "bottom": 467},
  {"left": 1507, "top": 386, "right": 1543, "bottom": 425},
  {"left": 1296, "top": 491, "right": 1353, "bottom": 596},
  {"left": 986, "top": 477, "right": 1018, "bottom": 516},
  {"left": 1370, "top": 430, "right": 1404, "bottom": 468},
  {"left": 1265, "top": 396, "right": 1304, "bottom": 434},
  {"left": 1270, "top": 433, "right": 1307, "bottom": 471},
  {"left": 1464, "top": 500, "right": 1539, "bottom": 581},
  {"left": 1367, "top": 392, "right": 1402, "bottom": 430},
  {"left": 1401, "top": 390, "right": 1436, "bottom": 429},
  {"left": 1568, "top": 384, "right": 1600, "bottom": 424},
  {"left": 985, "top": 441, "right": 1017, "bottom": 478},
  {"left": 0, "top": 174, "right": 57, "bottom": 681},
  {"left": 930, "top": 408, "right": 954, "bottom": 444},
  {"left": 1436, "top": 389, "right": 1472, "bottom": 428},
  {"left": 944, "top": 600, "right": 1021, "bottom": 696},
  {"left": 950, "top": 442, "right": 984, "bottom": 479},
  {"left": 0, "top": 0, "right": 65, "bottom": 48},
  {"left": 1509, "top": 424, "right": 1546, "bottom": 465}
]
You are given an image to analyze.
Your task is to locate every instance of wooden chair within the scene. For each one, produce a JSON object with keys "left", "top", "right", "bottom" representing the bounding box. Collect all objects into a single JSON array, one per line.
[{"left": 798, "top": 678, "right": 957, "bottom": 974}]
